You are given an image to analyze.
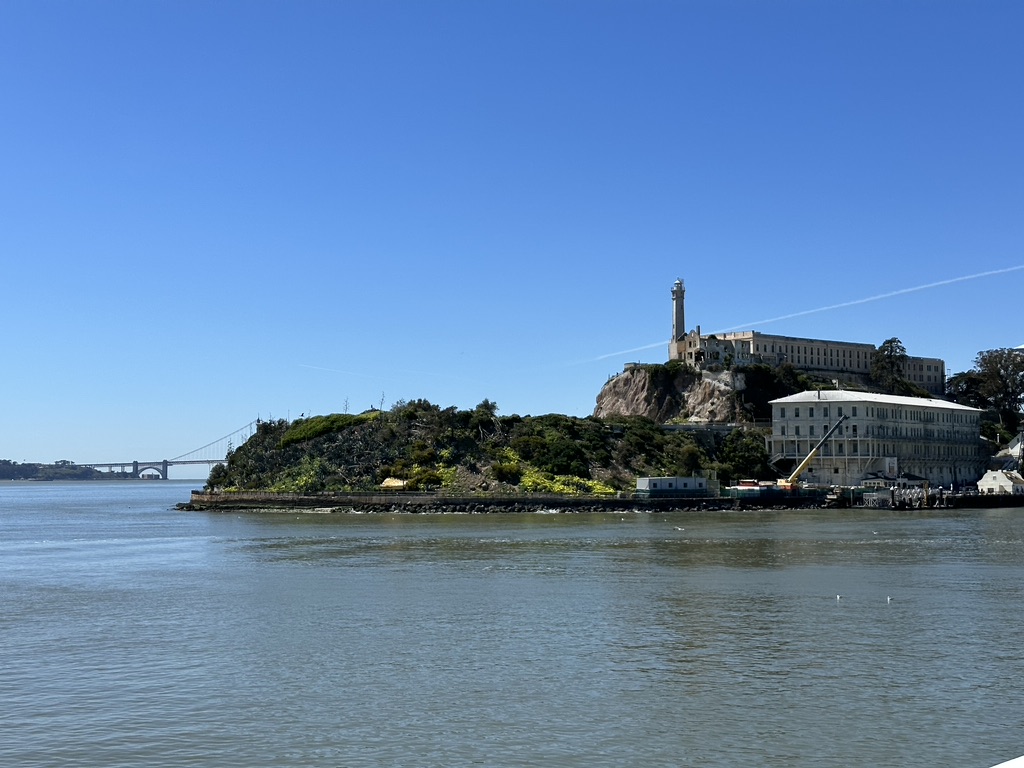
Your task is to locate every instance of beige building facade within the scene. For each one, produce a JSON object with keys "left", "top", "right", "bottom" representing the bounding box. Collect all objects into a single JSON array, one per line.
[{"left": 768, "top": 390, "right": 984, "bottom": 487}]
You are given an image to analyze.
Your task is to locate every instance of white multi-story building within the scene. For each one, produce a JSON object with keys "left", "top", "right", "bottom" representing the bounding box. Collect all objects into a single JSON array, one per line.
[
  {"left": 668, "top": 279, "right": 947, "bottom": 395},
  {"left": 768, "top": 390, "right": 984, "bottom": 487}
]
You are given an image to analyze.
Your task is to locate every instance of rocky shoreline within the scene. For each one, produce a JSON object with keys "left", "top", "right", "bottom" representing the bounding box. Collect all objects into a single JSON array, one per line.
[
  {"left": 181, "top": 490, "right": 832, "bottom": 514},
  {"left": 179, "top": 489, "right": 1024, "bottom": 514}
]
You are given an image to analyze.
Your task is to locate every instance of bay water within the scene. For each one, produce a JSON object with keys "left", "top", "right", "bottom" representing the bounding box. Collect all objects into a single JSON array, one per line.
[{"left": 1, "top": 481, "right": 1022, "bottom": 767}]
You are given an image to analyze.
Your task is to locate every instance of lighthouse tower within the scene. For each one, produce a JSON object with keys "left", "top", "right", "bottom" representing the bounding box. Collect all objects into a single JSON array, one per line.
[{"left": 670, "top": 279, "right": 685, "bottom": 360}]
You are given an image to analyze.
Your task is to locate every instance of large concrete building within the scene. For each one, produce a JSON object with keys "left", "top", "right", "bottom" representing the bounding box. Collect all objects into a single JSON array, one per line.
[
  {"left": 667, "top": 279, "right": 947, "bottom": 395},
  {"left": 768, "top": 390, "right": 984, "bottom": 487}
]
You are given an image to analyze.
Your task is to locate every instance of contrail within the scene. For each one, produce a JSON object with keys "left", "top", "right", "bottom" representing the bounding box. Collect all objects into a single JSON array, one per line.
[
  {"left": 717, "top": 265, "right": 1024, "bottom": 332},
  {"left": 586, "top": 265, "right": 1024, "bottom": 363},
  {"left": 590, "top": 341, "right": 667, "bottom": 361}
]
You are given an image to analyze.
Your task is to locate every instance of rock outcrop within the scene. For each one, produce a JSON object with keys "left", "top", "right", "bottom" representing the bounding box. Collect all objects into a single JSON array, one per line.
[{"left": 593, "top": 364, "right": 744, "bottom": 423}]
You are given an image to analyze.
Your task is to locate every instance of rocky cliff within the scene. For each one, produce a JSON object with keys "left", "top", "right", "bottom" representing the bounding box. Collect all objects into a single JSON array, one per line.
[{"left": 593, "top": 364, "right": 745, "bottom": 423}]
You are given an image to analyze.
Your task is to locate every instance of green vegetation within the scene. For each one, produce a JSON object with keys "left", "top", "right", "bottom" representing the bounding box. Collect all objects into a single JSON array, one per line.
[
  {"left": 634, "top": 359, "right": 700, "bottom": 387},
  {"left": 870, "top": 337, "right": 929, "bottom": 397},
  {"left": 279, "top": 411, "right": 381, "bottom": 449},
  {"left": 947, "top": 347, "right": 1024, "bottom": 442},
  {"left": 735, "top": 363, "right": 813, "bottom": 420},
  {"left": 0, "top": 459, "right": 128, "bottom": 481},
  {"left": 206, "top": 400, "right": 775, "bottom": 494}
]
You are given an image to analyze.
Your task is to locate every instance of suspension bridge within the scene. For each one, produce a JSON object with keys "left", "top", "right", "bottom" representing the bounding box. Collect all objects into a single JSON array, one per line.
[{"left": 80, "top": 422, "right": 259, "bottom": 480}]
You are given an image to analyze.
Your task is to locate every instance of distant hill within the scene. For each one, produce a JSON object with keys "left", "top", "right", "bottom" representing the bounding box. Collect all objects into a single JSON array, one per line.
[{"left": 0, "top": 460, "right": 130, "bottom": 481}]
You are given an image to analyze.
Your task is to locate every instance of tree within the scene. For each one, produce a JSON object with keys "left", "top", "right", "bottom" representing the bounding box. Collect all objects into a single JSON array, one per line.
[
  {"left": 660, "top": 434, "right": 705, "bottom": 476},
  {"left": 974, "top": 348, "right": 1024, "bottom": 430},
  {"left": 720, "top": 428, "right": 773, "bottom": 480},
  {"left": 945, "top": 370, "right": 987, "bottom": 409},
  {"left": 206, "top": 463, "right": 230, "bottom": 491},
  {"left": 736, "top": 363, "right": 810, "bottom": 421},
  {"left": 470, "top": 399, "right": 500, "bottom": 439},
  {"left": 870, "top": 337, "right": 909, "bottom": 394}
]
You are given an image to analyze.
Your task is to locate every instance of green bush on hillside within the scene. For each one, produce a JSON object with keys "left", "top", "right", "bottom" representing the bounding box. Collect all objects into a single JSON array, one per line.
[{"left": 279, "top": 412, "right": 379, "bottom": 449}]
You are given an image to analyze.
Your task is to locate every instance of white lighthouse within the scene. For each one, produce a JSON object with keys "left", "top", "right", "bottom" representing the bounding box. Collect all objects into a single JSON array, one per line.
[{"left": 670, "top": 278, "right": 686, "bottom": 359}]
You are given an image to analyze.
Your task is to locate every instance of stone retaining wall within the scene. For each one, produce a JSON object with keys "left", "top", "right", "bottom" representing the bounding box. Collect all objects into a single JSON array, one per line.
[{"left": 180, "top": 491, "right": 822, "bottom": 514}]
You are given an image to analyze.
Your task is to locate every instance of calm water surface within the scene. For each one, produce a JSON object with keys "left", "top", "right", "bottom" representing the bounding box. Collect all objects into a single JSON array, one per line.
[{"left": 1, "top": 481, "right": 1022, "bottom": 767}]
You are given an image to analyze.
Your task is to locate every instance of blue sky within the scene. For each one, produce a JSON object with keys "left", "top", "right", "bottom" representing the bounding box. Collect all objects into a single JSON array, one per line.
[{"left": 2, "top": 1, "right": 1022, "bottom": 478}]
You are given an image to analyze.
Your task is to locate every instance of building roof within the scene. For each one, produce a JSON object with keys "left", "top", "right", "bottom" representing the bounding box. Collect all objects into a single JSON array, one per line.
[
  {"left": 769, "top": 389, "right": 982, "bottom": 412},
  {"left": 979, "top": 469, "right": 1024, "bottom": 486}
]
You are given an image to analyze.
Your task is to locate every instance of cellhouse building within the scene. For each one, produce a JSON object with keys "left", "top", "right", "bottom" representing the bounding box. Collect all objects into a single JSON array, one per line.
[
  {"left": 667, "top": 279, "right": 947, "bottom": 396},
  {"left": 768, "top": 390, "right": 985, "bottom": 488}
]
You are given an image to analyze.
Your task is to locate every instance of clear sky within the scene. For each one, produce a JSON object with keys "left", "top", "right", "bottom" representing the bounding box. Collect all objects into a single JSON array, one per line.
[{"left": 2, "top": 0, "right": 1021, "bottom": 478}]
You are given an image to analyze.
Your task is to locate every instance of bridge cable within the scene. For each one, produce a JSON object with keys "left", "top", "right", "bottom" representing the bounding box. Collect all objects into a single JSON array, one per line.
[{"left": 170, "top": 421, "right": 258, "bottom": 462}]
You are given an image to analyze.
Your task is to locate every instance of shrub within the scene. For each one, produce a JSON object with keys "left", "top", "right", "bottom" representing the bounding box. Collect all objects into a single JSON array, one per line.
[
  {"left": 279, "top": 412, "right": 378, "bottom": 448},
  {"left": 490, "top": 460, "right": 523, "bottom": 484}
]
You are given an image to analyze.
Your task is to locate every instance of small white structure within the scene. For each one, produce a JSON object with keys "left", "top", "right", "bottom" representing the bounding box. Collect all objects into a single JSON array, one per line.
[
  {"left": 996, "top": 434, "right": 1023, "bottom": 461},
  {"left": 636, "top": 476, "right": 708, "bottom": 497},
  {"left": 976, "top": 469, "right": 1024, "bottom": 495}
]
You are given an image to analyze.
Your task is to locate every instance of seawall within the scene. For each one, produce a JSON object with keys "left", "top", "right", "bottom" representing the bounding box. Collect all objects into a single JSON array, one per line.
[
  {"left": 181, "top": 489, "right": 1024, "bottom": 514},
  {"left": 181, "top": 490, "right": 817, "bottom": 514}
]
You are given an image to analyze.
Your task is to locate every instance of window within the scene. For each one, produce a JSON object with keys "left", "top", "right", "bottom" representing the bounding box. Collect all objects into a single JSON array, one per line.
[
  {"left": 809, "top": 425, "right": 816, "bottom": 436},
  {"left": 852, "top": 407, "right": 858, "bottom": 417},
  {"left": 795, "top": 407, "right": 800, "bottom": 417},
  {"left": 780, "top": 407, "right": 786, "bottom": 418},
  {"left": 823, "top": 407, "right": 829, "bottom": 418},
  {"left": 838, "top": 407, "right": 844, "bottom": 417},
  {"left": 795, "top": 426, "right": 801, "bottom": 436},
  {"left": 809, "top": 407, "right": 814, "bottom": 418}
]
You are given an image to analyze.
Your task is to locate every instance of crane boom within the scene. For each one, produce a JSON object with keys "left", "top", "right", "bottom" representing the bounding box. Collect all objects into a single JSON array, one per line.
[{"left": 779, "top": 414, "right": 849, "bottom": 488}]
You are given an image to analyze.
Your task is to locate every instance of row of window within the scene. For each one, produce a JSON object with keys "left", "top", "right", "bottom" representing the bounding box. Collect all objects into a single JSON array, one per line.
[
  {"left": 778, "top": 423, "right": 977, "bottom": 442},
  {"left": 772, "top": 440, "right": 980, "bottom": 458},
  {"left": 753, "top": 341, "right": 873, "bottom": 359},
  {"left": 777, "top": 405, "right": 977, "bottom": 424}
]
